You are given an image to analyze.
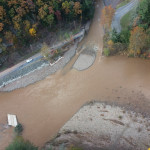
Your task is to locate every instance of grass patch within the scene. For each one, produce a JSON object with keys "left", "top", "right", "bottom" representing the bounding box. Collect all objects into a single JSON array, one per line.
[
  {"left": 116, "top": 0, "right": 130, "bottom": 9},
  {"left": 103, "top": 48, "right": 110, "bottom": 56},
  {"left": 120, "top": 10, "right": 132, "bottom": 30},
  {"left": 5, "top": 136, "right": 38, "bottom": 150}
]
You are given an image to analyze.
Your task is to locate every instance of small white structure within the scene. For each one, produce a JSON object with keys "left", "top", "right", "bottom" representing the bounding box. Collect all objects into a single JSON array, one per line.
[
  {"left": 7, "top": 114, "right": 18, "bottom": 127},
  {"left": 50, "top": 56, "right": 63, "bottom": 66}
]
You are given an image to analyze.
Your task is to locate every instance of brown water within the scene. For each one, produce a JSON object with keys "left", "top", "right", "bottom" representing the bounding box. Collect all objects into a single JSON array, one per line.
[{"left": 0, "top": 0, "right": 150, "bottom": 149}]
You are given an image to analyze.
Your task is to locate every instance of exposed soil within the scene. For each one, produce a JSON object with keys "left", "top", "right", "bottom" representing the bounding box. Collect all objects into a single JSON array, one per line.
[
  {"left": 44, "top": 102, "right": 150, "bottom": 150},
  {"left": 0, "top": 0, "right": 150, "bottom": 149}
]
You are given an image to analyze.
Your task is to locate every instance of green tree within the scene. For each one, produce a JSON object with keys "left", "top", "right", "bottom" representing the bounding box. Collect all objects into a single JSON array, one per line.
[
  {"left": 62, "top": 1, "right": 70, "bottom": 14},
  {"left": 45, "top": 14, "right": 54, "bottom": 26},
  {"left": 137, "top": 0, "right": 150, "bottom": 29}
]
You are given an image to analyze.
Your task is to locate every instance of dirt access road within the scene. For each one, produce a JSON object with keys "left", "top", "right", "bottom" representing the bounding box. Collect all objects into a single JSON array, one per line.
[{"left": 0, "top": 0, "right": 150, "bottom": 149}]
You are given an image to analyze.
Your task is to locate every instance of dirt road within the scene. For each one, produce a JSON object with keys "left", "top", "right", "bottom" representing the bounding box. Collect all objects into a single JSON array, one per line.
[{"left": 0, "top": 0, "right": 150, "bottom": 149}]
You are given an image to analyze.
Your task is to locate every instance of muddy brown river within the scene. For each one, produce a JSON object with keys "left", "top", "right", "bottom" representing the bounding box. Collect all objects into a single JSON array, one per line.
[{"left": 0, "top": 0, "right": 150, "bottom": 149}]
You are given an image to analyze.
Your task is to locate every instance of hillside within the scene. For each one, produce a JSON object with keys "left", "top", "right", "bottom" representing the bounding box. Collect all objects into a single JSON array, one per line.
[
  {"left": 0, "top": 0, "right": 94, "bottom": 69},
  {"left": 103, "top": 0, "right": 150, "bottom": 58}
]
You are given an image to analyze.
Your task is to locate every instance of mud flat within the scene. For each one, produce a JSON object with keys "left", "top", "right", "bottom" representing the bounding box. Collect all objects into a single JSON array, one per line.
[{"left": 44, "top": 102, "right": 150, "bottom": 150}]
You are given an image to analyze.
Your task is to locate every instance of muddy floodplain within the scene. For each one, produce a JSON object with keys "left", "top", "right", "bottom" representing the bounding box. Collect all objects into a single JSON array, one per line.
[
  {"left": 0, "top": 0, "right": 150, "bottom": 149},
  {"left": 0, "top": 55, "right": 150, "bottom": 149}
]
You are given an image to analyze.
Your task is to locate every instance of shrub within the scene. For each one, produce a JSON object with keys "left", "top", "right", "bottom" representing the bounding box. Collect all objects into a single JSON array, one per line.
[
  {"left": 103, "top": 32, "right": 110, "bottom": 48},
  {"left": 103, "top": 48, "right": 110, "bottom": 56},
  {"left": 107, "top": 40, "right": 114, "bottom": 50},
  {"left": 51, "top": 49, "right": 63, "bottom": 61},
  {"left": 111, "top": 29, "right": 120, "bottom": 43},
  {"left": 14, "top": 123, "right": 23, "bottom": 135},
  {"left": 5, "top": 137, "right": 38, "bottom": 150},
  {"left": 113, "top": 43, "right": 127, "bottom": 52},
  {"left": 111, "top": 29, "right": 130, "bottom": 44},
  {"left": 119, "top": 29, "right": 130, "bottom": 44}
]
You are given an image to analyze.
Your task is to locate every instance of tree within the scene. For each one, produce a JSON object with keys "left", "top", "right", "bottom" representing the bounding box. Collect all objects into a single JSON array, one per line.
[
  {"left": 55, "top": 10, "right": 62, "bottom": 21},
  {"left": 129, "top": 26, "right": 147, "bottom": 56},
  {"left": 101, "top": 5, "right": 115, "bottom": 31},
  {"left": 38, "top": 6, "right": 47, "bottom": 19},
  {"left": 111, "top": 29, "right": 120, "bottom": 43},
  {"left": 0, "top": 0, "right": 94, "bottom": 54},
  {"left": 45, "top": 14, "right": 54, "bottom": 26},
  {"left": 0, "top": 22, "right": 4, "bottom": 31},
  {"left": 137, "top": 0, "right": 150, "bottom": 29},
  {"left": 24, "top": 20, "right": 31, "bottom": 32},
  {"left": 62, "top": 1, "right": 70, "bottom": 14},
  {"left": 49, "top": 6, "right": 54, "bottom": 14},
  {"left": 0, "top": 6, "right": 6, "bottom": 20},
  {"left": 4, "top": 31, "right": 15, "bottom": 44},
  {"left": 29, "top": 28, "right": 36, "bottom": 36},
  {"left": 74, "top": 2, "right": 82, "bottom": 15},
  {"left": 8, "top": 8, "right": 15, "bottom": 18},
  {"left": 81, "top": 0, "right": 94, "bottom": 20},
  {"left": 36, "top": 0, "right": 44, "bottom": 7}
]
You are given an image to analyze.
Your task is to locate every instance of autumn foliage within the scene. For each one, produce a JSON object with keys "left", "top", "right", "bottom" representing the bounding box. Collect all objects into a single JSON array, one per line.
[
  {"left": 129, "top": 26, "right": 147, "bottom": 56},
  {"left": 104, "top": 0, "right": 150, "bottom": 58},
  {"left": 0, "top": 0, "right": 94, "bottom": 53},
  {"left": 101, "top": 5, "right": 115, "bottom": 31}
]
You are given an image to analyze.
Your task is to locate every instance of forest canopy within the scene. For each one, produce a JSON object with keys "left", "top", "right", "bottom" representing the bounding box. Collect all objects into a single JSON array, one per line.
[{"left": 0, "top": 0, "right": 94, "bottom": 53}]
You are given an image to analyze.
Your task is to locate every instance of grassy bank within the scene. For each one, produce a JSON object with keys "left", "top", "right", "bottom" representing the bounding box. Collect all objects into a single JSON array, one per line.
[{"left": 120, "top": 10, "right": 132, "bottom": 30}]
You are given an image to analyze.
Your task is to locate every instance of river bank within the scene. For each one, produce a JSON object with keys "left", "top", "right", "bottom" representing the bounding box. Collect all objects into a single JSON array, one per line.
[
  {"left": 0, "top": 42, "right": 78, "bottom": 92},
  {"left": 44, "top": 101, "right": 150, "bottom": 150},
  {"left": 0, "top": 0, "right": 128, "bottom": 92},
  {"left": 0, "top": 27, "right": 87, "bottom": 91}
]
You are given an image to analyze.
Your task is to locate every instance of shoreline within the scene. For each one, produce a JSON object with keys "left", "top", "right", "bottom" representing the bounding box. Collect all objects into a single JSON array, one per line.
[
  {"left": 43, "top": 101, "right": 150, "bottom": 150},
  {"left": 0, "top": 22, "right": 91, "bottom": 92},
  {"left": 0, "top": 42, "right": 78, "bottom": 92}
]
